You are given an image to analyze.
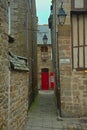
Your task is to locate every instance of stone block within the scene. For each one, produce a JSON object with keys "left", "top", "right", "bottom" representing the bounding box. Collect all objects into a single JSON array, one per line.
[{"left": 83, "top": 80, "right": 87, "bottom": 85}]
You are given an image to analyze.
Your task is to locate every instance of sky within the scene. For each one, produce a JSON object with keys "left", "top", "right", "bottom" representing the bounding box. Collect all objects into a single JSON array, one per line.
[{"left": 36, "top": 0, "right": 51, "bottom": 25}]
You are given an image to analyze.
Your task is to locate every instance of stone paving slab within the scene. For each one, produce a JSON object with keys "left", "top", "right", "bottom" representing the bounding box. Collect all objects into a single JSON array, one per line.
[{"left": 23, "top": 90, "right": 87, "bottom": 130}]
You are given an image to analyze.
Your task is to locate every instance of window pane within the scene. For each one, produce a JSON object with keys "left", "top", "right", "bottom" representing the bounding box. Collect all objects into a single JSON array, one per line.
[
  {"left": 79, "top": 15, "right": 83, "bottom": 46},
  {"left": 72, "top": 15, "right": 78, "bottom": 46},
  {"left": 85, "top": 47, "right": 87, "bottom": 67},
  {"left": 79, "top": 47, "right": 83, "bottom": 67},
  {"left": 8, "top": 2, "right": 11, "bottom": 35},
  {"left": 45, "top": 47, "right": 48, "bottom": 52},
  {"left": 75, "top": 0, "right": 84, "bottom": 8},
  {"left": 73, "top": 48, "right": 78, "bottom": 68},
  {"left": 29, "top": 0, "right": 31, "bottom": 8}
]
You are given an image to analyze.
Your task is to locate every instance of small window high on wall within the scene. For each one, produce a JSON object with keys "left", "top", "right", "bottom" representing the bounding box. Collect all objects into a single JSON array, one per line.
[
  {"left": 29, "top": 0, "right": 32, "bottom": 9},
  {"left": 41, "top": 46, "right": 48, "bottom": 62},
  {"left": 8, "top": 2, "right": 11, "bottom": 35},
  {"left": 71, "top": 0, "right": 87, "bottom": 11},
  {"left": 71, "top": 13, "right": 87, "bottom": 70},
  {"left": 8, "top": 2, "right": 14, "bottom": 43}
]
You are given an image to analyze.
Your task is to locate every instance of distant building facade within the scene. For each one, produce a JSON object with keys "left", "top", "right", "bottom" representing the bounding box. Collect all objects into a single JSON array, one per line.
[{"left": 37, "top": 25, "right": 54, "bottom": 90}]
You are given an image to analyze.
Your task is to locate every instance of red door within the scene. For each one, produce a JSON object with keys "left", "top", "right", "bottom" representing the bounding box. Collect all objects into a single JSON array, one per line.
[{"left": 41, "top": 69, "right": 49, "bottom": 90}]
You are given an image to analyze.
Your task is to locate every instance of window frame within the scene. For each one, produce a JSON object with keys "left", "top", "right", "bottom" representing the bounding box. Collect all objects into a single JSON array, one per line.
[
  {"left": 71, "top": 0, "right": 87, "bottom": 11},
  {"left": 71, "top": 13, "right": 87, "bottom": 71}
]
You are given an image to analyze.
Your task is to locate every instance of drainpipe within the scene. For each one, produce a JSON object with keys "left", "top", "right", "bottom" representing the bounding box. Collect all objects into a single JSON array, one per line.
[
  {"left": 31, "top": 0, "right": 35, "bottom": 100},
  {"left": 31, "top": 14, "right": 35, "bottom": 99},
  {"left": 57, "top": 31, "right": 61, "bottom": 117},
  {"left": 8, "top": 2, "right": 11, "bottom": 35},
  {"left": 26, "top": 11, "right": 29, "bottom": 49},
  {"left": 8, "top": 70, "right": 11, "bottom": 130}
]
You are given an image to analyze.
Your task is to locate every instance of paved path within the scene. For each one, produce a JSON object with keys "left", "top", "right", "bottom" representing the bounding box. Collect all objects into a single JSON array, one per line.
[
  {"left": 23, "top": 90, "right": 87, "bottom": 130},
  {"left": 24, "top": 90, "right": 65, "bottom": 130}
]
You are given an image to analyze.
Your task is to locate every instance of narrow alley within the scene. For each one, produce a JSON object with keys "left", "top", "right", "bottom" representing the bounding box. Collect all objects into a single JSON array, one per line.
[
  {"left": 23, "top": 90, "right": 87, "bottom": 130},
  {"left": 1, "top": 1, "right": 87, "bottom": 130},
  {"left": 23, "top": 90, "right": 63, "bottom": 130}
]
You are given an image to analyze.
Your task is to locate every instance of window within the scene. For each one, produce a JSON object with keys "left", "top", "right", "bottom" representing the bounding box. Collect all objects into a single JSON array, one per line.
[
  {"left": 29, "top": 0, "right": 32, "bottom": 9},
  {"left": 8, "top": 2, "right": 11, "bottom": 35},
  {"left": 8, "top": 2, "right": 15, "bottom": 43},
  {"left": 71, "top": 0, "right": 87, "bottom": 11},
  {"left": 25, "top": 12, "right": 29, "bottom": 48},
  {"left": 71, "top": 14, "right": 87, "bottom": 70},
  {"left": 41, "top": 46, "right": 48, "bottom": 52},
  {"left": 75, "top": 0, "right": 84, "bottom": 8},
  {"left": 41, "top": 46, "right": 48, "bottom": 62}
]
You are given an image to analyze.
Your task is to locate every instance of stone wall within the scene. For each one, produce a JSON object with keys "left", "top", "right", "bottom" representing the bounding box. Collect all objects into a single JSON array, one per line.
[
  {"left": 0, "top": 1, "right": 9, "bottom": 129},
  {"left": 58, "top": 25, "right": 72, "bottom": 117},
  {"left": 51, "top": 0, "right": 87, "bottom": 117},
  {"left": 8, "top": 0, "right": 38, "bottom": 107},
  {"left": 71, "top": 71, "right": 87, "bottom": 117},
  {"left": 9, "top": 0, "right": 31, "bottom": 58},
  {"left": 30, "top": 0, "right": 38, "bottom": 96},
  {"left": 10, "top": 71, "right": 29, "bottom": 130},
  {"left": 57, "top": 1, "right": 87, "bottom": 117},
  {"left": 0, "top": 1, "right": 37, "bottom": 130}
]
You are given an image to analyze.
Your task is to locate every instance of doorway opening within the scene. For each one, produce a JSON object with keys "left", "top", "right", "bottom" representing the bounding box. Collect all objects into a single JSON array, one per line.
[{"left": 41, "top": 68, "right": 49, "bottom": 90}]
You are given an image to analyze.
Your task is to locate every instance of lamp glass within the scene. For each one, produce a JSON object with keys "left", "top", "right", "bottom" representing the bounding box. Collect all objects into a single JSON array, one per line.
[{"left": 58, "top": 15, "right": 66, "bottom": 25}]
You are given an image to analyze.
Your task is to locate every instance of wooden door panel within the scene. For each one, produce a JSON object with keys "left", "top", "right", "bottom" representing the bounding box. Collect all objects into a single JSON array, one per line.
[{"left": 41, "top": 72, "right": 49, "bottom": 90}]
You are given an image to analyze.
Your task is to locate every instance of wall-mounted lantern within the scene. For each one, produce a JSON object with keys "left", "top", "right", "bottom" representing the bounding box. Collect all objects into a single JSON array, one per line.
[
  {"left": 58, "top": 2, "right": 67, "bottom": 25},
  {"left": 42, "top": 34, "right": 48, "bottom": 44}
]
